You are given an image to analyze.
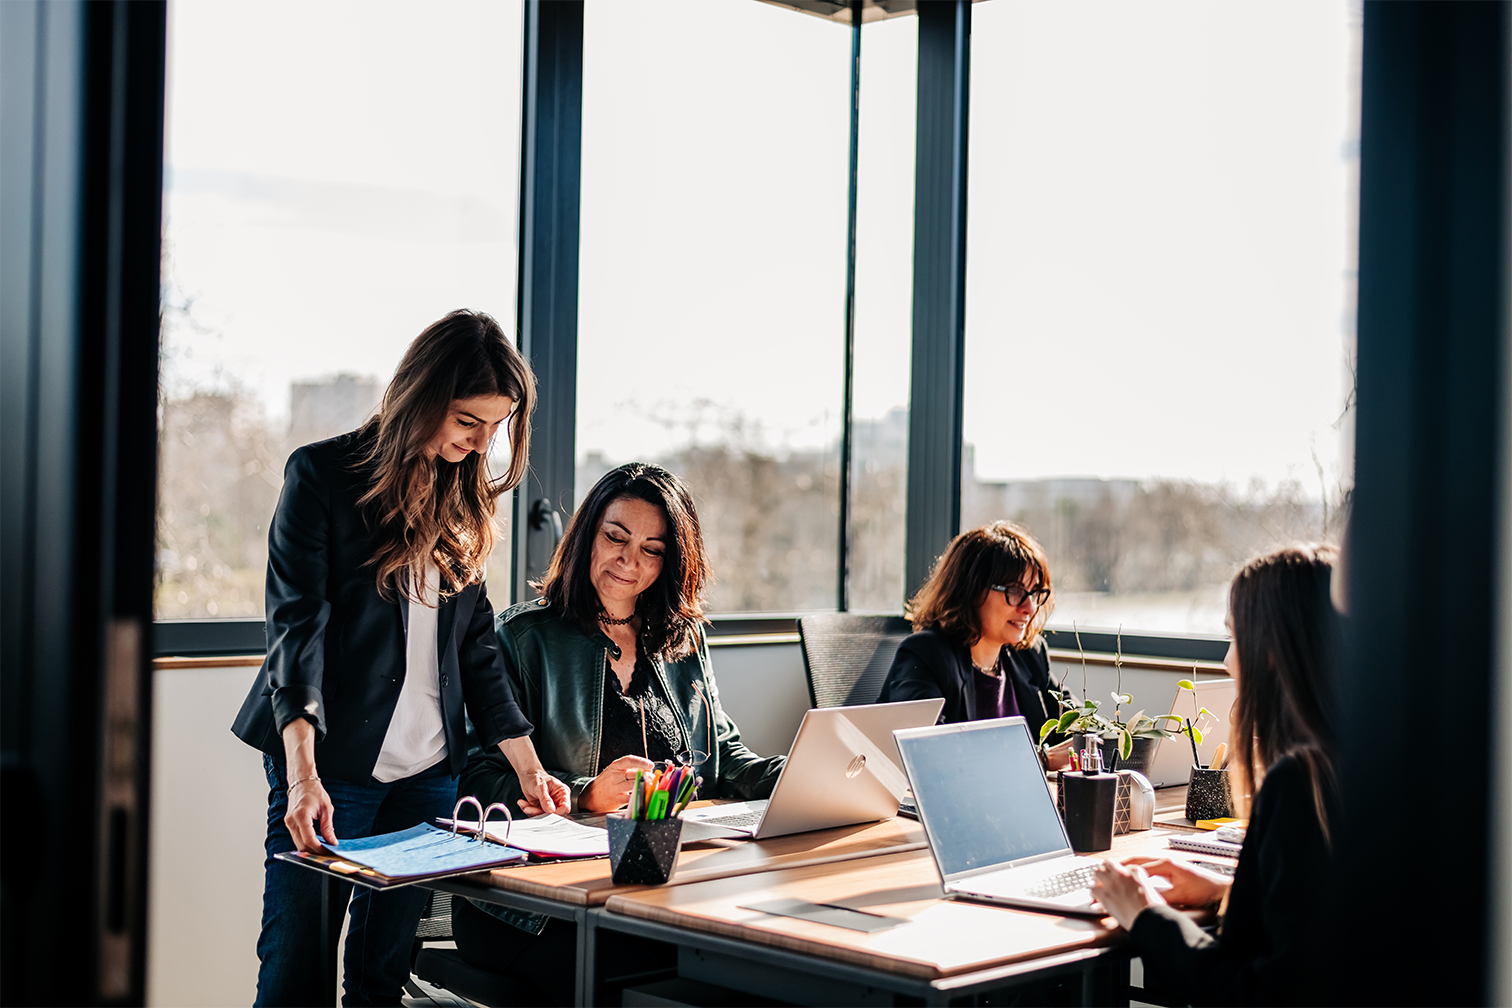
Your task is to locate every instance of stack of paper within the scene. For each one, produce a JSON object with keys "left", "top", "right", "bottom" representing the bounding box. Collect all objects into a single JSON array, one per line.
[{"left": 439, "top": 813, "right": 610, "bottom": 858}]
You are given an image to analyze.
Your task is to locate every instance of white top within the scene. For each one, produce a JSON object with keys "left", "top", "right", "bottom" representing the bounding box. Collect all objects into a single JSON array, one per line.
[{"left": 372, "top": 563, "right": 447, "bottom": 783}]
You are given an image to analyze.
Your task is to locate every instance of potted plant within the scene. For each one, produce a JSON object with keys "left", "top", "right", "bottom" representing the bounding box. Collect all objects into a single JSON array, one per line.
[
  {"left": 1039, "top": 624, "right": 1121, "bottom": 769},
  {"left": 1039, "top": 626, "right": 1183, "bottom": 774}
]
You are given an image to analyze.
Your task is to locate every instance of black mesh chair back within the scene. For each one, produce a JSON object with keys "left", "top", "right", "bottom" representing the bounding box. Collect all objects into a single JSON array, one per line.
[{"left": 797, "top": 613, "right": 914, "bottom": 708}]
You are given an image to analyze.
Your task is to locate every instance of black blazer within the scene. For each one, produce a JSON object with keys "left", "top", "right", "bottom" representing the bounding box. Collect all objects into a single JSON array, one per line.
[
  {"left": 876, "top": 629, "right": 1063, "bottom": 737},
  {"left": 231, "top": 428, "right": 531, "bottom": 784},
  {"left": 1128, "top": 754, "right": 1336, "bottom": 1005}
]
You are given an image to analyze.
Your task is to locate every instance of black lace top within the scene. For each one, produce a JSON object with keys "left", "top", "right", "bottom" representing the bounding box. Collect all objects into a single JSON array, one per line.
[{"left": 598, "top": 652, "right": 683, "bottom": 773}]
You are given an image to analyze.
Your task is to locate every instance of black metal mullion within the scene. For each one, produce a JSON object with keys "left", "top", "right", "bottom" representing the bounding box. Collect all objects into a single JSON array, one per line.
[
  {"left": 513, "top": 0, "right": 584, "bottom": 604},
  {"left": 838, "top": 0, "right": 862, "bottom": 612},
  {"left": 904, "top": 0, "right": 971, "bottom": 602}
]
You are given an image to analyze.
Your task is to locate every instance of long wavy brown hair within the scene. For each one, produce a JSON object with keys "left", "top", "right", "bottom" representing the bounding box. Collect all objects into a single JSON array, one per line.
[
  {"left": 358, "top": 310, "right": 535, "bottom": 602},
  {"left": 906, "top": 521, "right": 1054, "bottom": 648},
  {"left": 536, "top": 463, "right": 711, "bottom": 660},
  {"left": 1227, "top": 544, "right": 1339, "bottom": 843}
]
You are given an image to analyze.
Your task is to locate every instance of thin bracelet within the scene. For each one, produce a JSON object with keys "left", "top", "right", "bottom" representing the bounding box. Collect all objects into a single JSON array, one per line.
[{"left": 288, "top": 775, "right": 321, "bottom": 791}]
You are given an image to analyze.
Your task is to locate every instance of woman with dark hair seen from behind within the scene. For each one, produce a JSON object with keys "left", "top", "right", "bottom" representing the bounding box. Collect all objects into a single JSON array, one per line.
[
  {"left": 451, "top": 462, "right": 785, "bottom": 1006},
  {"left": 1091, "top": 544, "right": 1339, "bottom": 1005},
  {"left": 876, "top": 521, "right": 1073, "bottom": 768},
  {"left": 231, "top": 310, "right": 570, "bottom": 1006}
]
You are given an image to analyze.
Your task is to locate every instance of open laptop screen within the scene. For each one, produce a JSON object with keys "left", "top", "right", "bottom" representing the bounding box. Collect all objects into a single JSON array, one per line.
[{"left": 899, "top": 717, "right": 1070, "bottom": 877}]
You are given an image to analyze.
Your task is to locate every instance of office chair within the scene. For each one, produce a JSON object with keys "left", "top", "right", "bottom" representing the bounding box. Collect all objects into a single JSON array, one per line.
[
  {"left": 796, "top": 613, "right": 914, "bottom": 708},
  {"left": 409, "top": 891, "right": 531, "bottom": 1007}
]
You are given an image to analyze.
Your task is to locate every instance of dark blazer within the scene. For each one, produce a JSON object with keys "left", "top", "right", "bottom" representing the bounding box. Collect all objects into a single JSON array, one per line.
[
  {"left": 876, "top": 629, "right": 1063, "bottom": 737},
  {"left": 1129, "top": 754, "right": 1336, "bottom": 1005},
  {"left": 231, "top": 428, "right": 531, "bottom": 784}
]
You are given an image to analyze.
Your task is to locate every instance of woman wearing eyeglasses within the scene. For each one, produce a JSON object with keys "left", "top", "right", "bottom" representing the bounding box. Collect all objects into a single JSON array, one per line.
[
  {"left": 450, "top": 462, "right": 785, "bottom": 1005},
  {"left": 877, "top": 521, "right": 1073, "bottom": 767}
]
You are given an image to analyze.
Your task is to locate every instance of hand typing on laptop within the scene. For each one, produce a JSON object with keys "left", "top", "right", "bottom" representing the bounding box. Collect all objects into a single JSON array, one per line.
[
  {"left": 1090, "top": 860, "right": 1170, "bottom": 930},
  {"left": 1118, "top": 856, "right": 1232, "bottom": 910}
]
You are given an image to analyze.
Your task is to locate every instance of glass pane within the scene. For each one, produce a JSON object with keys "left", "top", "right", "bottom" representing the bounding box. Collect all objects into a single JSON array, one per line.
[
  {"left": 576, "top": 0, "right": 850, "bottom": 613},
  {"left": 157, "top": 0, "right": 523, "bottom": 619},
  {"left": 847, "top": 13, "right": 917, "bottom": 614},
  {"left": 962, "top": 1, "right": 1360, "bottom": 635}
]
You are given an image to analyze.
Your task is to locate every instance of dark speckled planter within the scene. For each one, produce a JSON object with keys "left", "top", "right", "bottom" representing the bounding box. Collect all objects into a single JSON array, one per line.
[
  {"left": 607, "top": 815, "right": 682, "bottom": 885},
  {"left": 1184, "top": 767, "right": 1234, "bottom": 821}
]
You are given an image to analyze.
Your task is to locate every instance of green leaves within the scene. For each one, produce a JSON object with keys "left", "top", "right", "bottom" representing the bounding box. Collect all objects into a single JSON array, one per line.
[
  {"left": 1118, "top": 729, "right": 1133, "bottom": 760},
  {"left": 1039, "top": 718, "right": 1058, "bottom": 742},
  {"left": 1057, "top": 709, "right": 1080, "bottom": 733},
  {"left": 1176, "top": 679, "right": 1196, "bottom": 691},
  {"left": 1112, "top": 692, "right": 1132, "bottom": 705}
]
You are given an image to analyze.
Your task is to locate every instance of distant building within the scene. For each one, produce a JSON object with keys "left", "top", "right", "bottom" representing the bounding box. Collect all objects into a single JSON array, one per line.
[{"left": 287, "top": 373, "right": 380, "bottom": 450}]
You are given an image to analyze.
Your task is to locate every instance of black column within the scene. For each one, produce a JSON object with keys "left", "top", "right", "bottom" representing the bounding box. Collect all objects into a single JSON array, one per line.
[
  {"left": 1, "top": 1, "right": 165, "bottom": 1004},
  {"left": 1338, "top": 2, "right": 1508, "bottom": 1003},
  {"left": 513, "top": 0, "right": 584, "bottom": 603},
  {"left": 904, "top": 0, "right": 971, "bottom": 601}
]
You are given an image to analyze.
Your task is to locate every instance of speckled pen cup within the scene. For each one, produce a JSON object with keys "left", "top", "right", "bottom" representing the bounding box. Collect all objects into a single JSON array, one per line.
[{"left": 1184, "top": 766, "right": 1233, "bottom": 822}]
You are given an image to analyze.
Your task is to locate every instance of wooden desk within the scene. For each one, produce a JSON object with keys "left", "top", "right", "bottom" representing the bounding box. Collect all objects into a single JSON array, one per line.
[
  {"left": 596, "top": 826, "right": 1213, "bottom": 1006},
  {"left": 432, "top": 816, "right": 925, "bottom": 1005}
]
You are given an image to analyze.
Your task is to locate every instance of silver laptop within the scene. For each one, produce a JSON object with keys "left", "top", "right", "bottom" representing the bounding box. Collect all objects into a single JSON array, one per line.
[
  {"left": 895, "top": 716, "right": 1106, "bottom": 916},
  {"left": 680, "top": 698, "right": 943, "bottom": 841},
  {"left": 1144, "top": 678, "right": 1237, "bottom": 787}
]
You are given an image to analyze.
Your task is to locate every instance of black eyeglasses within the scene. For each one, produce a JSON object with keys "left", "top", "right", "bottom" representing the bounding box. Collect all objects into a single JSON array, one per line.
[{"left": 991, "top": 583, "right": 1051, "bottom": 608}]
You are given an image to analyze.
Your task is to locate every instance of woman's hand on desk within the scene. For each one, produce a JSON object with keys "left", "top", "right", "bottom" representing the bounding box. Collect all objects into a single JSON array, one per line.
[
  {"left": 280, "top": 718, "right": 337, "bottom": 853},
  {"left": 284, "top": 778, "right": 338, "bottom": 853},
  {"left": 577, "top": 755, "right": 656, "bottom": 814},
  {"left": 498, "top": 736, "right": 572, "bottom": 816},
  {"left": 1120, "top": 856, "right": 1231, "bottom": 910},
  {"left": 1091, "top": 860, "right": 1168, "bottom": 931}
]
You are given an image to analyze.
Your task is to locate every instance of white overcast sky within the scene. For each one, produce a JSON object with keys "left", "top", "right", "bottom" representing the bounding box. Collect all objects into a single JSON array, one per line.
[{"left": 164, "top": 0, "right": 1357, "bottom": 493}]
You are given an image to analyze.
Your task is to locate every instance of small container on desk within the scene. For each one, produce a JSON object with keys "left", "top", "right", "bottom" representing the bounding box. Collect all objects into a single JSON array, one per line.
[
  {"left": 1185, "top": 767, "right": 1233, "bottom": 821},
  {"left": 1056, "top": 771, "right": 1118, "bottom": 853},
  {"left": 606, "top": 814, "right": 683, "bottom": 885}
]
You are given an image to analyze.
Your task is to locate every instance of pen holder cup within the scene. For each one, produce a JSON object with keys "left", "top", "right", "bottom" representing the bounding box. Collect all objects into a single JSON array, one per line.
[
  {"left": 1184, "top": 767, "right": 1233, "bottom": 822},
  {"left": 1057, "top": 772, "right": 1139, "bottom": 836},
  {"left": 607, "top": 815, "right": 683, "bottom": 885},
  {"left": 1057, "top": 772, "right": 1118, "bottom": 853}
]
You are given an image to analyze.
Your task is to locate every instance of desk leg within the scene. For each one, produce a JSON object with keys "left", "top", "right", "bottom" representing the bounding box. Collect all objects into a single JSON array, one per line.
[
  {"left": 320, "top": 874, "right": 343, "bottom": 1007},
  {"left": 576, "top": 908, "right": 595, "bottom": 1008}
]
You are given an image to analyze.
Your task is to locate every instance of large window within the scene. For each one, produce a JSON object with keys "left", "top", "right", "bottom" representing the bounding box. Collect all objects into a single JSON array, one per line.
[
  {"left": 961, "top": 1, "right": 1360, "bottom": 635},
  {"left": 847, "top": 13, "right": 917, "bottom": 614},
  {"left": 157, "top": 0, "right": 523, "bottom": 619},
  {"left": 575, "top": 0, "right": 852, "bottom": 613}
]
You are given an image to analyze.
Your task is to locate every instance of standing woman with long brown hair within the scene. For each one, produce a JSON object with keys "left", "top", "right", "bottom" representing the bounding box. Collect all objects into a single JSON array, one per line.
[
  {"left": 232, "top": 310, "right": 569, "bottom": 1006},
  {"left": 1091, "top": 545, "right": 1339, "bottom": 1005}
]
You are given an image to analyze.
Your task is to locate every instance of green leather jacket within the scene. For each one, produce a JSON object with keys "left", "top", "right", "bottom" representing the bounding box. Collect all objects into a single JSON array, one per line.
[{"left": 459, "top": 598, "right": 785, "bottom": 813}]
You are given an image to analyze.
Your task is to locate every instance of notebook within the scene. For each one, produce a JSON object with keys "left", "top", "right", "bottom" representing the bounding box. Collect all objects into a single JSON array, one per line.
[
  {"left": 1144, "top": 678, "right": 1237, "bottom": 787},
  {"left": 895, "top": 716, "right": 1107, "bottom": 915},
  {"left": 679, "top": 698, "right": 943, "bottom": 841}
]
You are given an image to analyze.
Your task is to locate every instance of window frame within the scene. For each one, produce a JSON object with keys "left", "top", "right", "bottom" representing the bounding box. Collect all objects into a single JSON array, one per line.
[{"left": 150, "top": 0, "right": 1229, "bottom": 662}]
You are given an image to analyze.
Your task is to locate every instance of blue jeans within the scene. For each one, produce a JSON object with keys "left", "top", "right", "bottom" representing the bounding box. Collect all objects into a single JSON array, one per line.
[{"left": 255, "top": 755, "right": 458, "bottom": 1007}]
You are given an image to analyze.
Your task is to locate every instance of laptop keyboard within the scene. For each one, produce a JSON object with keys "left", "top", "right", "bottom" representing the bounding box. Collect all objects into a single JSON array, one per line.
[
  {"left": 696, "top": 810, "right": 764, "bottom": 830},
  {"left": 1023, "top": 864, "right": 1098, "bottom": 899}
]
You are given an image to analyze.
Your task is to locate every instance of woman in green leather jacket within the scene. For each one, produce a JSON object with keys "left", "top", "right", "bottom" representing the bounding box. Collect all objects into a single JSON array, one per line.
[{"left": 452, "top": 462, "right": 784, "bottom": 1003}]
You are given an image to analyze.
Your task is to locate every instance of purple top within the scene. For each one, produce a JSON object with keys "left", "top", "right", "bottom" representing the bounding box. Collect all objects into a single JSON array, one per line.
[{"left": 971, "top": 661, "right": 1022, "bottom": 721}]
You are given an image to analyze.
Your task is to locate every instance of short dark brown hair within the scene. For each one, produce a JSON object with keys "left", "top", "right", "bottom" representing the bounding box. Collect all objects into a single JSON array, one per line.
[
  {"left": 906, "top": 521, "right": 1054, "bottom": 649},
  {"left": 536, "top": 463, "right": 710, "bottom": 660}
]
